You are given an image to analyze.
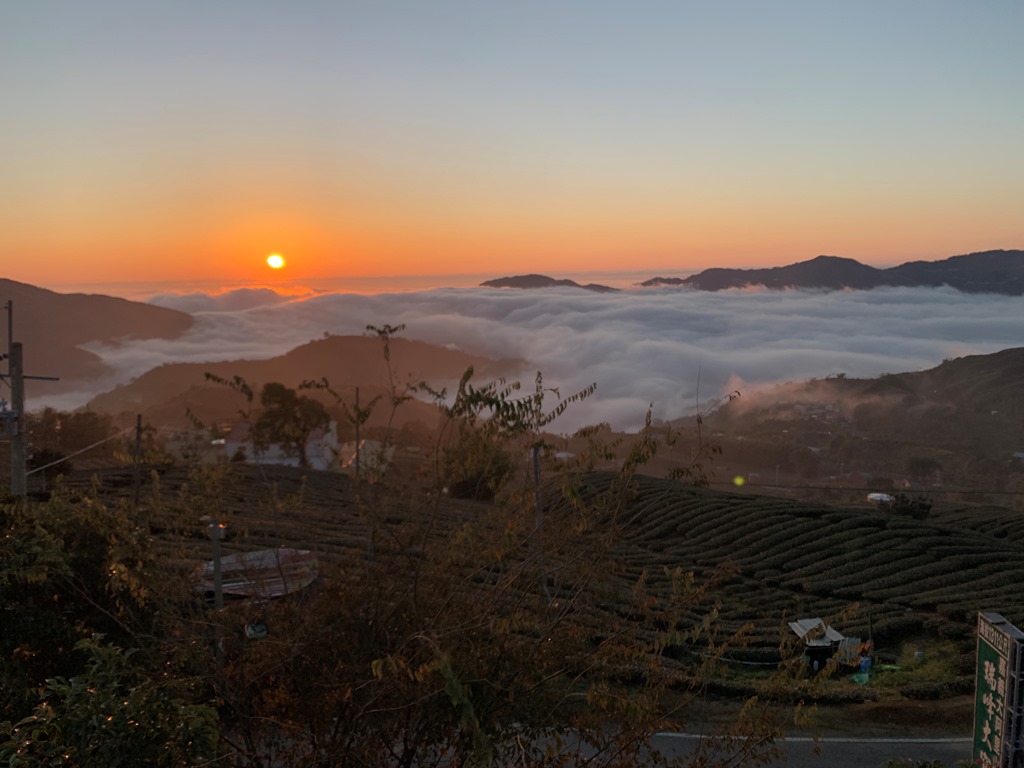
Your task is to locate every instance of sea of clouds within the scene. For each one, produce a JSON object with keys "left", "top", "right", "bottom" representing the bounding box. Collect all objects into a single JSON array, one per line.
[{"left": 69, "top": 285, "right": 1024, "bottom": 433}]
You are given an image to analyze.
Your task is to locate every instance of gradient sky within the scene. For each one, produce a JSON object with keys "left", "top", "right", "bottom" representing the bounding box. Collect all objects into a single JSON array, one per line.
[{"left": 3, "top": 1, "right": 1022, "bottom": 288}]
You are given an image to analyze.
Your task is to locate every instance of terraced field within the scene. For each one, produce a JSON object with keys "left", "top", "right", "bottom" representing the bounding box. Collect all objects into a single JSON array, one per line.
[
  {"left": 66, "top": 463, "right": 1024, "bottom": 679},
  {"left": 595, "top": 474, "right": 1024, "bottom": 662}
]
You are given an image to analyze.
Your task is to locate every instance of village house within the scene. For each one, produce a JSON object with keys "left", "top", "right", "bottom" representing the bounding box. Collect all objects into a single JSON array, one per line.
[{"left": 223, "top": 421, "right": 340, "bottom": 471}]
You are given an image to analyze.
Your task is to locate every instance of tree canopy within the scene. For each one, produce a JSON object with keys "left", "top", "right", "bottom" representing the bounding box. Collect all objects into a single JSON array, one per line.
[
  {"left": 251, "top": 382, "right": 331, "bottom": 468},
  {"left": 3, "top": 330, "right": 795, "bottom": 767}
]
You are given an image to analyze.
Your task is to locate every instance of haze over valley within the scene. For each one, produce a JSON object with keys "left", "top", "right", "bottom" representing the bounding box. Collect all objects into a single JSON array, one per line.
[
  {"left": 9, "top": 253, "right": 1022, "bottom": 438},
  {"left": 4, "top": 249, "right": 1023, "bottom": 509}
]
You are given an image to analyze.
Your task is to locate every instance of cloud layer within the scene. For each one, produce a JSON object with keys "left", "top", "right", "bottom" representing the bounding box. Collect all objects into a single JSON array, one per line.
[{"left": 63, "top": 285, "right": 1024, "bottom": 432}]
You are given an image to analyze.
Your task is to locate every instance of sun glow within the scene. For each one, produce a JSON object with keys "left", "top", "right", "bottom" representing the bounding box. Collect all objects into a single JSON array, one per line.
[{"left": 266, "top": 254, "right": 285, "bottom": 269}]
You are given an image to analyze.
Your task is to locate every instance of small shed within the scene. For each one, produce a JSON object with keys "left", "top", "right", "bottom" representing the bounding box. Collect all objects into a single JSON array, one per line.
[{"left": 789, "top": 617, "right": 845, "bottom": 672}]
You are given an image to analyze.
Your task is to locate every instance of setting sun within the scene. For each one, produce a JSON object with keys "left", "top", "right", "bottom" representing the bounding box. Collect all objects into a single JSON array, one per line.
[{"left": 266, "top": 254, "right": 285, "bottom": 269}]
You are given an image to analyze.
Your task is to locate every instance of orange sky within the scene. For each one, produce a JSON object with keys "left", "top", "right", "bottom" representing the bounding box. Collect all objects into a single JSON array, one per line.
[
  {"left": 9, "top": 182, "right": 1019, "bottom": 288},
  {"left": 3, "top": 3, "right": 1022, "bottom": 290}
]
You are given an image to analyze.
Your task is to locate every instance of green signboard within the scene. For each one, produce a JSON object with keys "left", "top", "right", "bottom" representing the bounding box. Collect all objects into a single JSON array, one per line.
[{"left": 974, "top": 612, "right": 1024, "bottom": 767}]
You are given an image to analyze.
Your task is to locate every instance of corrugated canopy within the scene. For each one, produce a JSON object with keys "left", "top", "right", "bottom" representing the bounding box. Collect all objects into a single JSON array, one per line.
[{"left": 788, "top": 617, "right": 845, "bottom": 646}]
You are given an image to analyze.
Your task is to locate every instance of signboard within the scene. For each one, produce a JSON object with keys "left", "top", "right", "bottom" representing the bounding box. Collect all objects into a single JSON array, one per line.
[{"left": 974, "top": 612, "right": 1024, "bottom": 767}]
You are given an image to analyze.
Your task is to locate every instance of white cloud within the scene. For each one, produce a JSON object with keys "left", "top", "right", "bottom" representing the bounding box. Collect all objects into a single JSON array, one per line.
[
  {"left": 147, "top": 287, "right": 295, "bottom": 313},
  {"left": 41, "top": 285, "right": 1024, "bottom": 433}
]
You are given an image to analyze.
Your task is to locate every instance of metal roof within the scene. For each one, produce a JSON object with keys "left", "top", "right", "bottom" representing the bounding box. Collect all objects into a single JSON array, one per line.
[{"left": 788, "top": 617, "right": 845, "bottom": 646}]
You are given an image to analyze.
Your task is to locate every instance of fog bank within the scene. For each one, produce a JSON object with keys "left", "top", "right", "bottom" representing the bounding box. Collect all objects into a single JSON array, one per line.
[{"left": 60, "top": 285, "right": 1024, "bottom": 432}]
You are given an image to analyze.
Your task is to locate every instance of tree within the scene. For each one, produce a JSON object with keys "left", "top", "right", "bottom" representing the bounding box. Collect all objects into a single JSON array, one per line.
[
  {"left": 4, "top": 334, "right": 787, "bottom": 768},
  {"left": 0, "top": 480, "right": 219, "bottom": 765},
  {"left": 1, "top": 638, "right": 217, "bottom": 768},
  {"left": 886, "top": 493, "right": 933, "bottom": 518},
  {"left": 251, "top": 382, "right": 331, "bottom": 468},
  {"left": 906, "top": 456, "right": 942, "bottom": 485},
  {"left": 192, "top": 366, "right": 783, "bottom": 768},
  {"left": 0, "top": 491, "right": 151, "bottom": 715}
]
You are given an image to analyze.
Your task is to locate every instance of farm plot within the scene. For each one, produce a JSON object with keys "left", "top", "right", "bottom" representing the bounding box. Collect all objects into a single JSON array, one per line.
[
  {"left": 64, "top": 464, "right": 1024, "bottom": 679},
  {"left": 562, "top": 474, "right": 1024, "bottom": 662}
]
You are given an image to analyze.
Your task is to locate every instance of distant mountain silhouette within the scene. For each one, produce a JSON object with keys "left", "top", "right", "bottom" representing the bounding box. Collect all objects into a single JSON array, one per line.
[
  {"left": 481, "top": 274, "right": 619, "bottom": 293},
  {"left": 0, "top": 279, "right": 193, "bottom": 389},
  {"left": 642, "top": 250, "right": 1024, "bottom": 294}
]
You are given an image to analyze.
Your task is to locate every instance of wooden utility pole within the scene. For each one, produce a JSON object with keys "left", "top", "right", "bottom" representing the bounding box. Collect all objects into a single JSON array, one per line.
[
  {"left": 10, "top": 343, "right": 25, "bottom": 495},
  {"left": 133, "top": 414, "right": 143, "bottom": 508},
  {"left": 2, "top": 301, "right": 59, "bottom": 496},
  {"left": 4, "top": 300, "right": 11, "bottom": 374},
  {"left": 209, "top": 521, "right": 225, "bottom": 610}
]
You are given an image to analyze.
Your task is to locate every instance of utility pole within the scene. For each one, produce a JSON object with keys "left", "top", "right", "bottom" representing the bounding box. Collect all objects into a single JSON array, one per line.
[
  {"left": 2, "top": 300, "right": 60, "bottom": 496},
  {"left": 133, "top": 414, "right": 143, "bottom": 508},
  {"left": 208, "top": 520, "right": 226, "bottom": 610},
  {"left": 354, "top": 386, "right": 361, "bottom": 485},
  {"left": 10, "top": 343, "right": 24, "bottom": 495},
  {"left": 5, "top": 300, "right": 11, "bottom": 375},
  {"left": 0, "top": 301, "right": 14, "bottom": 492}
]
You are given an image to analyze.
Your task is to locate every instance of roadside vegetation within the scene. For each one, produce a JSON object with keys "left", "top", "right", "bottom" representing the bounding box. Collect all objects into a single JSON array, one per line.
[
  {"left": 2, "top": 326, "right": 1011, "bottom": 765},
  {"left": 2, "top": 328, "right": 802, "bottom": 767}
]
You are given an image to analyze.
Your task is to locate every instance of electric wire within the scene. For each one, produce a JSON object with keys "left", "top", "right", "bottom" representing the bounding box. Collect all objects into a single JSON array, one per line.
[{"left": 25, "top": 426, "right": 135, "bottom": 476}]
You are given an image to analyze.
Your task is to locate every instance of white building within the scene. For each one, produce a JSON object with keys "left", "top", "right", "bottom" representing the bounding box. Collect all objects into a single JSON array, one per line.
[{"left": 223, "top": 421, "right": 340, "bottom": 471}]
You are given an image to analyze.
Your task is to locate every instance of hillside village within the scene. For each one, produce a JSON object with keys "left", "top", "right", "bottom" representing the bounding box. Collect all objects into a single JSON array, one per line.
[
  {"left": 14, "top": 344, "right": 1021, "bottom": 519},
  {"left": 163, "top": 420, "right": 398, "bottom": 475},
  {"left": 698, "top": 352, "right": 1024, "bottom": 510}
]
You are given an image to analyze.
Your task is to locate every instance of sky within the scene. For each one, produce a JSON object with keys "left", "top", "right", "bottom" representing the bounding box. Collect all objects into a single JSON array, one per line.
[{"left": 3, "top": 1, "right": 1022, "bottom": 290}]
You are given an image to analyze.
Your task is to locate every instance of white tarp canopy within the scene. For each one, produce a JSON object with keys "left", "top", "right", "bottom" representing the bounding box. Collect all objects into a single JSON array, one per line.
[{"left": 788, "top": 617, "right": 845, "bottom": 647}]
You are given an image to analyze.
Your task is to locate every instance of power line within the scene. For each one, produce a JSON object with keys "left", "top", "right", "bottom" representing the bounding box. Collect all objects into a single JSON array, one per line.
[{"left": 25, "top": 426, "right": 135, "bottom": 476}]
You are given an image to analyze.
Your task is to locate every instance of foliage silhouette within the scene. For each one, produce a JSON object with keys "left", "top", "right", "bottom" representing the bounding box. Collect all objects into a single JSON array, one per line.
[{"left": 1, "top": 327, "right": 802, "bottom": 768}]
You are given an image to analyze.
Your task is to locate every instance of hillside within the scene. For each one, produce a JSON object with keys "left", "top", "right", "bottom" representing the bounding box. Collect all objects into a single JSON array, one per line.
[
  {"left": 605, "top": 474, "right": 1024, "bottom": 662},
  {"left": 13, "top": 451, "right": 996, "bottom": 768},
  {"left": 85, "top": 333, "right": 520, "bottom": 431},
  {"left": 704, "top": 347, "right": 1024, "bottom": 498},
  {"left": 642, "top": 249, "right": 1024, "bottom": 294},
  {"left": 0, "top": 278, "right": 193, "bottom": 388},
  {"left": 63, "top": 462, "right": 1023, "bottom": 703},
  {"left": 80, "top": 340, "right": 1024, "bottom": 501}
]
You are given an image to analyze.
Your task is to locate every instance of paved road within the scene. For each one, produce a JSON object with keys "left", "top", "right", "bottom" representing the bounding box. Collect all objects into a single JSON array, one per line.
[{"left": 651, "top": 732, "right": 972, "bottom": 767}]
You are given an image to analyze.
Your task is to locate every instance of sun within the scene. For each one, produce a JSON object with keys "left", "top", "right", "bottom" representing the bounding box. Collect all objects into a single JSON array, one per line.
[{"left": 266, "top": 253, "right": 285, "bottom": 269}]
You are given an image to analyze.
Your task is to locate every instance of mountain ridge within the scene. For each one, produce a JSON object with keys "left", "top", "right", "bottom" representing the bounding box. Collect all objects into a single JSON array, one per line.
[
  {"left": 0, "top": 278, "right": 194, "bottom": 387},
  {"left": 480, "top": 274, "right": 619, "bottom": 292},
  {"left": 642, "top": 249, "right": 1024, "bottom": 294}
]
